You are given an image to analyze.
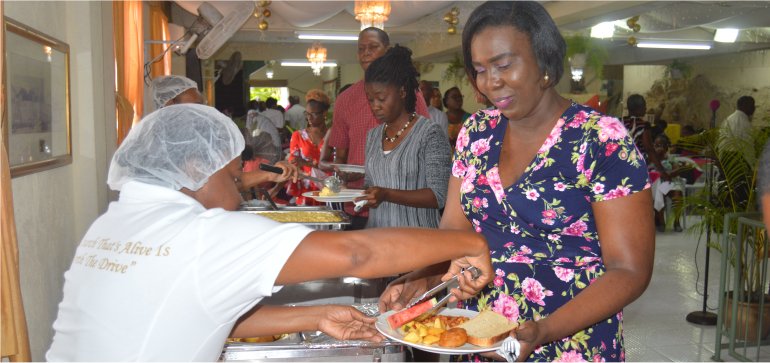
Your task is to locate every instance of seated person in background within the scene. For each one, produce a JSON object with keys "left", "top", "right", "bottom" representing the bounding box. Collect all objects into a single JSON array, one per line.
[
  {"left": 286, "top": 89, "right": 333, "bottom": 206},
  {"left": 651, "top": 134, "right": 687, "bottom": 232},
  {"left": 46, "top": 104, "right": 494, "bottom": 361},
  {"left": 356, "top": 45, "right": 451, "bottom": 228},
  {"left": 651, "top": 119, "right": 668, "bottom": 141}
]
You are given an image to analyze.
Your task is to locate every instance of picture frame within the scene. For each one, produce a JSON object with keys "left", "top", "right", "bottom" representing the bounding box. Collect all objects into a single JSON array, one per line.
[{"left": 3, "top": 17, "right": 71, "bottom": 177}]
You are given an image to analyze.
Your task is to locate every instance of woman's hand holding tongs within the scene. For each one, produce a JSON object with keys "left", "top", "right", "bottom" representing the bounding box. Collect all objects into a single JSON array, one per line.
[{"left": 442, "top": 251, "right": 494, "bottom": 303}]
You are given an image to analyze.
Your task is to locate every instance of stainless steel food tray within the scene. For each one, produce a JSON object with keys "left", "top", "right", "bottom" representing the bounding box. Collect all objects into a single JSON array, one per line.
[
  {"left": 221, "top": 332, "right": 404, "bottom": 362},
  {"left": 239, "top": 206, "right": 350, "bottom": 230}
]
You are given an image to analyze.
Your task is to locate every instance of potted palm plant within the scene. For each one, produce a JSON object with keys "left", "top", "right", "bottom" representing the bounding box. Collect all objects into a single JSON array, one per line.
[
  {"left": 563, "top": 34, "right": 608, "bottom": 88},
  {"left": 676, "top": 125, "right": 770, "bottom": 341}
]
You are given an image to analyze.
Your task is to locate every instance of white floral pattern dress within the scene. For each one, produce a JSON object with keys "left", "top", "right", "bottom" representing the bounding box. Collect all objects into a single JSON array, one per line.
[{"left": 451, "top": 103, "right": 650, "bottom": 362}]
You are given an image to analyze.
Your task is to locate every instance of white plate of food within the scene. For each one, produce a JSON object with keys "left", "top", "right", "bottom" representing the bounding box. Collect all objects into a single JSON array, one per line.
[
  {"left": 320, "top": 163, "right": 366, "bottom": 174},
  {"left": 376, "top": 308, "right": 511, "bottom": 355},
  {"left": 302, "top": 189, "right": 365, "bottom": 203}
]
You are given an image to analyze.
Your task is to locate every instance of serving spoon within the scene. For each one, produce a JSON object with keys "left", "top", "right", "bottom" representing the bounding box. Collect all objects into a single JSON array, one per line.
[{"left": 259, "top": 163, "right": 342, "bottom": 193}]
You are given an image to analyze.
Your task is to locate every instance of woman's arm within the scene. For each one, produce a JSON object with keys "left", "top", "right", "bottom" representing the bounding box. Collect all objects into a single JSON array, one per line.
[
  {"left": 239, "top": 161, "right": 298, "bottom": 189},
  {"left": 513, "top": 189, "right": 655, "bottom": 359},
  {"left": 231, "top": 305, "right": 381, "bottom": 341},
  {"left": 378, "top": 177, "right": 477, "bottom": 312},
  {"left": 277, "top": 225, "right": 491, "bottom": 286},
  {"left": 360, "top": 187, "right": 439, "bottom": 208}
]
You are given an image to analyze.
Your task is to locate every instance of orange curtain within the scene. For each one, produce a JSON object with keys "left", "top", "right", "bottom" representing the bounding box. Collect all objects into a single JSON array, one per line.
[
  {"left": 0, "top": 2, "right": 32, "bottom": 360},
  {"left": 113, "top": 0, "right": 143, "bottom": 145},
  {"left": 149, "top": 2, "right": 170, "bottom": 78}
]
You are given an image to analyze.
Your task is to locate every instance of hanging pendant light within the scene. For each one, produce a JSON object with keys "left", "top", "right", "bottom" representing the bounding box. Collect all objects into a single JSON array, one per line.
[
  {"left": 306, "top": 42, "right": 327, "bottom": 76},
  {"left": 354, "top": 1, "right": 391, "bottom": 30}
]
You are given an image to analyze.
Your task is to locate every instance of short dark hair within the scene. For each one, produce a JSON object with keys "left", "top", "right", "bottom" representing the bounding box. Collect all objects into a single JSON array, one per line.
[
  {"left": 462, "top": 1, "right": 565, "bottom": 90},
  {"left": 443, "top": 87, "right": 461, "bottom": 108},
  {"left": 360, "top": 27, "right": 390, "bottom": 47},
  {"left": 364, "top": 45, "right": 419, "bottom": 113},
  {"left": 241, "top": 144, "right": 254, "bottom": 161},
  {"left": 627, "top": 94, "right": 647, "bottom": 116},
  {"left": 288, "top": 95, "right": 300, "bottom": 105},
  {"left": 737, "top": 96, "right": 755, "bottom": 110},
  {"left": 265, "top": 97, "right": 278, "bottom": 108}
]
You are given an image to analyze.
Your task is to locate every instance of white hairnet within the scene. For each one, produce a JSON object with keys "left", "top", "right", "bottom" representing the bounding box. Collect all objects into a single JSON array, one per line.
[
  {"left": 107, "top": 104, "right": 245, "bottom": 192},
  {"left": 150, "top": 75, "right": 198, "bottom": 109}
]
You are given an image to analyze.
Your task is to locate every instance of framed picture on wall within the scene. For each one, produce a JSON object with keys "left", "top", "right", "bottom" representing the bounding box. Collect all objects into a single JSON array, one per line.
[{"left": 3, "top": 17, "right": 71, "bottom": 177}]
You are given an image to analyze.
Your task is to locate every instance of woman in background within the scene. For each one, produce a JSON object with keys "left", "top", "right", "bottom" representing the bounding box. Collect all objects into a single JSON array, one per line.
[
  {"left": 286, "top": 90, "right": 332, "bottom": 206},
  {"left": 356, "top": 45, "right": 451, "bottom": 228},
  {"left": 444, "top": 87, "right": 472, "bottom": 148}
]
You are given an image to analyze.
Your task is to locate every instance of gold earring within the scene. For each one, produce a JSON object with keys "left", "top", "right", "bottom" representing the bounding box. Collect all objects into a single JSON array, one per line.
[{"left": 544, "top": 73, "right": 550, "bottom": 82}]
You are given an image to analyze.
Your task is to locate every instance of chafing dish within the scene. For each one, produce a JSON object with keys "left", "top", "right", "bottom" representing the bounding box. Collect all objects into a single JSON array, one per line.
[
  {"left": 220, "top": 304, "right": 405, "bottom": 362},
  {"left": 239, "top": 205, "right": 350, "bottom": 230}
]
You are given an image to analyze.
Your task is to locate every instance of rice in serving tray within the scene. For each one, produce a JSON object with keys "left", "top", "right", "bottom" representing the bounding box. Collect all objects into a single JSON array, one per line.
[{"left": 252, "top": 211, "right": 343, "bottom": 223}]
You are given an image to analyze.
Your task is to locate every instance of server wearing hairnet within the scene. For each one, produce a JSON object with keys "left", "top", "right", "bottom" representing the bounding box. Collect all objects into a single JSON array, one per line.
[
  {"left": 46, "top": 104, "right": 494, "bottom": 361},
  {"left": 148, "top": 75, "right": 297, "bottom": 193},
  {"left": 150, "top": 74, "right": 204, "bottom": 110}
]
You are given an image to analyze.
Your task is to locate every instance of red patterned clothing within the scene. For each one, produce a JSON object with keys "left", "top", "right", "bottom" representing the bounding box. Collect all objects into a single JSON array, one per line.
[
  {"left": 286, "top": 129, "right": 327, "bottom": 206},
  {"left": 329, "top": 80, "right": 430, "bottom": 166}
]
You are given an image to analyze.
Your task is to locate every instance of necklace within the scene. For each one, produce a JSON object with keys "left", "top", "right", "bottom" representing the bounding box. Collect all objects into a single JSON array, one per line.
[{"left": 383, "top": 113, "right": 416, "bottom": 143}]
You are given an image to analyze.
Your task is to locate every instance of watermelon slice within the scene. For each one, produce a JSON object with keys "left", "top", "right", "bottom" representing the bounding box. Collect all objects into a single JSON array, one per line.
[{"left": 386, "top": 298, "right": 438, "bottom": 330}]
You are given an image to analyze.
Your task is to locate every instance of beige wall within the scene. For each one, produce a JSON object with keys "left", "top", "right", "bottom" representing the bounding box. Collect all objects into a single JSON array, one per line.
[
  {"left": 623, "top": 49, "right": 770, "bottom": 129},
  {"left": 5, "top": 1, "right": 115, "bottom": 360}
]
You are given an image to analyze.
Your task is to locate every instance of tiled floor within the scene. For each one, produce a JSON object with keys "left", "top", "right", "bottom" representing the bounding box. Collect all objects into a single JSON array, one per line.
[{"left": 624, "top": 225, "right": 770, "bottom": 362}]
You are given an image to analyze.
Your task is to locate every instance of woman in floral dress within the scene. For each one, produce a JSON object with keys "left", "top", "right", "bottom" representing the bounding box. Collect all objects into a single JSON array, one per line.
[{"left": 379, "top": 2, "right": 655, "bottom": 362}]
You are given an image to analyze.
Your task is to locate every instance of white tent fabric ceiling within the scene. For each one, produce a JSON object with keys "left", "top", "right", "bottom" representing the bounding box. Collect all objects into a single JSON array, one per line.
[{"left": 170, "top": 1, "right": 770, "bottom": 65}]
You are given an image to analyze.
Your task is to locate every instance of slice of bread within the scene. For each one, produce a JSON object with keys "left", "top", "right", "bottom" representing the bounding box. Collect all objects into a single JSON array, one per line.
[{"left": 458, "top": 310, "right": 518, "bottom": 347}]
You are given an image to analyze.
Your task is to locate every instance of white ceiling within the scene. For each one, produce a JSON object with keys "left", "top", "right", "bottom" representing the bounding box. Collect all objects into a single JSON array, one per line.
[{"left": 170, "top": 1, "right": 770, "bottom": 79}]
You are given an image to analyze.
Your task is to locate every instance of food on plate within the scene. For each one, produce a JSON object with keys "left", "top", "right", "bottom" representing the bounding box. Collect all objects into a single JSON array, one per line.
[
  {"left": 415, "top": 313, "right": 470, "bottom": 328},
  {"left": 458, "top": 310, "right": 518, "bottom": 347},
  {"left": 253, "top": 211, "right": 343, "bottom": 223},
  {"left": 396, "top": 313, "right": 471, "bottom": 347},
  {"left": 438, "top": 327, "right": 468, "bottom": 348},
  {"left": 318, "top": 186, "right": 338, "bottom": 196},
  {"left": 386, "top": 298, "right": 438, "bottom": 329}
]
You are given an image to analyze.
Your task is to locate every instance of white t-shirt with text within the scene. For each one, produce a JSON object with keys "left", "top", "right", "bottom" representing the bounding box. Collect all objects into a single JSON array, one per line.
[{"left": 46, "top": 181, "right": 311, "bottom": 361}]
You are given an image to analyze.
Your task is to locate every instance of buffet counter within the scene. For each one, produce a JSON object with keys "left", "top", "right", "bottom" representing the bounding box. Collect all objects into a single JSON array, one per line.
[
  {"left": 221, "top": 304, "right": 404, "bottom": 362},
  {"left": 227, "top": 206, "right": 401, "bottom": 361}
]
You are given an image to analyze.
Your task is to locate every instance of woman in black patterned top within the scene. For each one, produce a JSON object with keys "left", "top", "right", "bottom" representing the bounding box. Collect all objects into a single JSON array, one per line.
[
  {"left": 355, "top": 45, "right": 452, "bottom": 228},
  {"left": 623, "top": 94, "right": 669, "bottom": 181}
]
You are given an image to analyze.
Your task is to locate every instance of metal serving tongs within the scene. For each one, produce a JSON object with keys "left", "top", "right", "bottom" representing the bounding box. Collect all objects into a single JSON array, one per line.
[
  {"left": 404, "top": 266, "right": 482, "bottom": 315},
  {"left": 259, "top": 163, "right": 342, "bottom": 193}
]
